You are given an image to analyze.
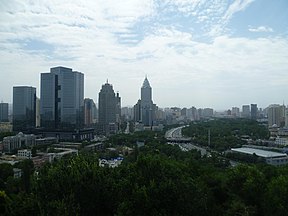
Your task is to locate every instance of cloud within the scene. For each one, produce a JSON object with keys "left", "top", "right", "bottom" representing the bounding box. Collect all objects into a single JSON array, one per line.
[
  {"left": 248, "top": 26, "right": 274, "bottom": 33},
  {"left": 0, "top": 0, "right": 287, "bottom": 109}
]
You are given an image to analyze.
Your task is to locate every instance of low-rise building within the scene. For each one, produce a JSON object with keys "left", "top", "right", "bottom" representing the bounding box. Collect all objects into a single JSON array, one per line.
[
  {"left": 3, "top": 132, "right": 36, "bottom": 153},
  {"left": 231, "top": 147, "right": 288, "bottom": 166},
  {"left": 13, "top": 168, "right": 22, "bottom": 178},
  {"left": 17, "top": 149, "right": 32, "bottom": 159},
  {"left": 275, "top": 137, "right": 288, "bottom": 146}
]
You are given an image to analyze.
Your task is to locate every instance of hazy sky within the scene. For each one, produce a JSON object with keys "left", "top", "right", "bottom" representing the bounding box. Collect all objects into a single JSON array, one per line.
[{"left": 0, "top": 0, "right": 287, "bottom": 110}]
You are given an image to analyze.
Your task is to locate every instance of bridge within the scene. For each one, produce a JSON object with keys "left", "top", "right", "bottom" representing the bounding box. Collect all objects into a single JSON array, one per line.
[
  {"left": 165, "top": 126, "right": 191, "bottom": 143},
  {"left": 165, "top": 126, "right": 207, "bottom": 156}
]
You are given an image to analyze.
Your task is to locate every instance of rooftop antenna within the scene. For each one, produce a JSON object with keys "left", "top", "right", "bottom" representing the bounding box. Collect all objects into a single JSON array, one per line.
[{"left": 106, "top": 79, "right": 109, "bottom": 84}]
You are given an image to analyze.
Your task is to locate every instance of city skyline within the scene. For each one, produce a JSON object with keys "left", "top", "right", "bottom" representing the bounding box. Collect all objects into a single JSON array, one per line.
[{"left": 0, "top": 1, "right": 288, "bottom": 110}]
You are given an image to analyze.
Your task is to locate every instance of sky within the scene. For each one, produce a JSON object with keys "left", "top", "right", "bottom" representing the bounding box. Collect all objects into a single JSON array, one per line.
[{"left": 0, "top": 0, "right": 287, "bottom": 110}]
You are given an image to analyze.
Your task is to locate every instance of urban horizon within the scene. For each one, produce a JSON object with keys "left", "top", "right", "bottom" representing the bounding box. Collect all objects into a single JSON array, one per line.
[{"left": 1, "top": 70, "right": 286, "bottom": 112}]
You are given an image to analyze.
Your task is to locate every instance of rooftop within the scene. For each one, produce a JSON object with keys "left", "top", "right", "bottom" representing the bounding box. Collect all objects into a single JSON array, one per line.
[
  {"left": 142, "top": 77, "right": 151, "bottom": 88},
  {"left": 231, "top": 147, "right": 287, "bottom": 158}
]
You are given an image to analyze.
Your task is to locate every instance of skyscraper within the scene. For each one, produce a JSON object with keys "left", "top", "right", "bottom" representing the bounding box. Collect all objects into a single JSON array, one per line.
[
  {"left": 13, "top": 86, "right": 36, "bottom": 132},
  {"left": 98, "top": 81, "right": 120, "bottom": 135},
  {"left": 141, "top": 77, "right": 154, "bottom": 126},
  {"left": 40, "top": 66, "right": 84, "bottom": 129},
  {"left": 0, "top": 103, "right": 9, "bottom": 122},
  {"left": 251, "top": 104, "right": 258, "bottom": 120},
  {"left": 242, "top": 105, "right": 250, "bottom": 118},
  {"left": 268, "top": 104, "right": 286, "bottom": 127},
  {"left": 84, "top": 98, "right": 97, "bottom": 126}
]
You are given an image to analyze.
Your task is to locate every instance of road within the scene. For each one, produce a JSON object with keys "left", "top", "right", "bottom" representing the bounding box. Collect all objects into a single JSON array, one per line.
[{"left": 165, "top": 126, "right": 208, "bottom": 156}]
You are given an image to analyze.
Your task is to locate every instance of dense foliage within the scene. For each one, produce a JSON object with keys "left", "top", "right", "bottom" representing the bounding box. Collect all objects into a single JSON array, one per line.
[
  {"left": 182, "top": 119, "right": 269, "bottom": 151},
  {"left": 0, "top": 127, "right": 287, "bottom": 216}
]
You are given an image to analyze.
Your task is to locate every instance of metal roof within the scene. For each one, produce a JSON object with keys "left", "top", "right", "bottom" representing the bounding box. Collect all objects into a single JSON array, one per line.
[{"left": 231, "top": 147, "right": 287, "bottom": 158}]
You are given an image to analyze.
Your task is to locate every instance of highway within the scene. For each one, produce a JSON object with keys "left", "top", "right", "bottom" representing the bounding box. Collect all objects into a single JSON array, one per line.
[{"left": 165, "top": 126, "right": 207, "bottom": 156}]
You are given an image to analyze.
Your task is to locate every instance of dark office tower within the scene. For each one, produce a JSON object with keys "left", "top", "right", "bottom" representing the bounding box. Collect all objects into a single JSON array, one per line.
[
  {"left": 115, "top": 92, "right": 121, "bottom": 126},
  {"left": 98, "top": 81, "right": 120, "bottom": 135},
  {"left": 141, "top": 77, "right": 154, "bottom": 126},
  {"left": 84, "top": 98, "right": 96, "bottom": 126},
  {"left": 0, "top": 103, "right": 9, "bottom": 122},
  {"left": 134, "top": 99, "right": 141, "bottom": 122},
  {"left": 40, "top": 66, "right": 84, "bottom": 129},
  {"left": 13, "top": 86, "right": 36, "bottom": 132},
  {"left": 251, "top": 104, "right": 258, "bottom": 120}
]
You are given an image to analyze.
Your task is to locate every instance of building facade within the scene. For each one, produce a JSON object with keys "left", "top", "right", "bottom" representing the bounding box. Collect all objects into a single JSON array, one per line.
[
  {"left": 0, "top": 103, "right": 9, "bottom": 122},
  {"left": 3, "top": 132, "right": 36, "bottom": 153},
  {"left": 268, "top": 104, "right": 286, "bottom": 127},
  {"left": 140, "top": 77, "right": 154, "bottom": 127},
  {"left": 84, "top": 98, "right": 97, "bottom": 126},
  {"left": 98, "top": 81, "right": 121, "bottom": 135},
  {"left": 13, "top": 86, "right": 36, "bottom": 132},
  {"left": 251, "top": 104, "right": 258, "bottom": 120},
  {"left": 242, "top": 105, "right": 250, "bottom": 118},
  {"left": 40, "top": 66, "right": 84, "bottom": 129}
]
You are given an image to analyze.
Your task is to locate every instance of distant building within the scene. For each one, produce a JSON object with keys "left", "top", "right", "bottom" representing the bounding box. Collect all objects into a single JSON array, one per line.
[
  {"left": 3, "top": 132, "right": 36, "bottom": 153},
  {"left": 133, "top": 100, "right": 141, "bottom": 122},
  {"left": 203, "top": 108, "right": 214, "bottom": 118},
  {"left": 232, "top": 107, "right": 240, "bottom": 117},
  {"left": 36, "top": 97, "right": 40, "bottom": 127},
  {"left": 251, "top": 104, "right": 258, "bottom": 120},
  {"left": 121, "top": 107, "right": 134, "bottom": 121},
  {"left": 231, "top": 147, "right": 288, "bottom": 166},
  {"left": 98, "top": 81, "right": 121, "bottom": 135},
  {"left": 13, "top": 86, "right": 36, "bottom": 132},
  {"left": 268, "top": 104, "right": 286, "bottom": 127},
  {"left": 13, "top": 168, "right": 22, "bottom": 178},
  {"left": 242, "top": 105, "right": 250, "bottom": 118},
  {"left": 17, "top": 149, "right": 32, "bottom": 159},
  {"left": 141, "top": 77, "right": 154, "bottom": 127},
  {"left": 84, "top": 98, "right": 97, "bottom": 126},
  {"left": 40, "top": 66, "right": 84, "bottom": 129},
  {"left": 0, "top": 103, "right": 9, "bottom": 122}
]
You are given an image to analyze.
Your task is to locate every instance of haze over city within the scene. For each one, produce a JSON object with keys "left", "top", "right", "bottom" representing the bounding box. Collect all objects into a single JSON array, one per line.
[{"left": 0, "top": 0, "right": 287, "bottom": 110}]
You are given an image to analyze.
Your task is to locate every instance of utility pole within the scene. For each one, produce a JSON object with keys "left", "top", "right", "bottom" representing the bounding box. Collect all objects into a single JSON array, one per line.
[{"left": 208, "top": 129, "right": 210, "bottom": 146}]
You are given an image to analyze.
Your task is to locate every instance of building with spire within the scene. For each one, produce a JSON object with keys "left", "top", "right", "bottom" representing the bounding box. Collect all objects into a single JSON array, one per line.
[
  {"left": 134, "top": 77, "right": 157, "bottom": 128},
  {"left": 141, "top": 77, "right": 153, "bottom": 126}
]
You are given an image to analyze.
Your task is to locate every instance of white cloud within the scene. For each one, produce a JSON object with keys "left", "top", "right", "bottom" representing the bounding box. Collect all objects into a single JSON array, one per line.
[
  {"left": 0, "top": 0, "right": 287, "bottom": 109},
  {"left": 248, "top": 26, "right": 274, "bottom": 33}
]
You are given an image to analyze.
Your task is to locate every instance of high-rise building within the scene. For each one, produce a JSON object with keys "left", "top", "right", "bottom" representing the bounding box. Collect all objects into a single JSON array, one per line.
[
  {"left": 231, "top": 107, "right": 240, "bottom": 117},
  {"left": 141, "top": 77, "right": 154, "bottom": 126},
  {"left": 13, "top": 86, "right": 36, "bottom": 132},
  {"left": 133, "top": 100, "right": 141, "bottom": 122},
  {"left": 40, "top": 66, "right": 84, "bottom": 129},
  {"left": 98, "top": 81, "right": 120, "bottom": 135},
  {"left": 268, "top": 104, "right": 286, "bottom": 127},
  {"left": 0, "top": 103, "right": 9, "bottom": 122},
  {"left": 36, "top": 97, "right": 40, "bottom": 127},
  {"left": 242, "top": 105, "right": 250, "bottom": 118},
  {"left": 203, "top": 108, "right": 214, "bottom": 118},
  {"left": 84, "top": 98, "right": 97, "bottom": 126},
  {"left": 251, "top": 104, "right": 258, "bottom": 120}
]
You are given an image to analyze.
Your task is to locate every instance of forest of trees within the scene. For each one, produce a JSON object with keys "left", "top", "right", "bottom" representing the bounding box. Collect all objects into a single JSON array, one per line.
[
  {"left": 182, "top": 118, "right": 270, "bottom": 151},
  {"left": 1, "top": 130, "right": 288, "bottom": 215}
]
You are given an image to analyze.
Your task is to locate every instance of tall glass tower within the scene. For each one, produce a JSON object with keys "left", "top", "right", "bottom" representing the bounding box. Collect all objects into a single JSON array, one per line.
[
  {"left": 40, "top": 66, "right": 84, "bottom": 129},
  {"left": 141, "top": 77, "right": 153, "bottom": 126},
  {"left": 0, "top": 103, "right": 9, "bottom": 122},
  {"left": 13, "top": 86, "right": 36, "bottom": 132}
]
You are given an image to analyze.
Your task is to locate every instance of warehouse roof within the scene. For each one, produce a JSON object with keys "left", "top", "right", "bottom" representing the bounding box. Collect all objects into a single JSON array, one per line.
[{"left": 231, "top": 147, "right": 287, "bottom": 158}]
